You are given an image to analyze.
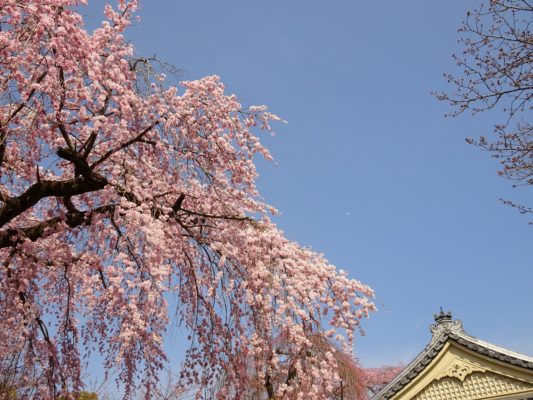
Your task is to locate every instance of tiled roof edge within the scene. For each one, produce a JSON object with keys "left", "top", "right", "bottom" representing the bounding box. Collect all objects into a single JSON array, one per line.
[{"left": 371, "top": 319, "right": 533, "bottom": 400}]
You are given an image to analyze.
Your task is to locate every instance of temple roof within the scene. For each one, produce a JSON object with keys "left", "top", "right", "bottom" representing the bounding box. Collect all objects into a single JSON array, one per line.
[{"left": 372, "top": 311, "right": 533, "bottom": 400}]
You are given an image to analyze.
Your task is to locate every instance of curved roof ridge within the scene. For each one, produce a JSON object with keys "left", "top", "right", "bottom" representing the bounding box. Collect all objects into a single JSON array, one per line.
[
  {"left": 370, "top": 329, "right": 450, "bottom": 400},
  {"left": 454, "top": 330, "right": 533, "bottom": 363}
]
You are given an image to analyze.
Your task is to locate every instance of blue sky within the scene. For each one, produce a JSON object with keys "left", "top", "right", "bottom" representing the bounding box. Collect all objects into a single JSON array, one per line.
[{"left": 84, "top": 1, "right": 532, "bottom": 372}]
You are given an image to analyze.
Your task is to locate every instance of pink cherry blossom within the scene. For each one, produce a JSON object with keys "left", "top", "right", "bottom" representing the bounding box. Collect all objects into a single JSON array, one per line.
[
  {"left": 0, "top": 1, "right": 375, "bottom": 398},
  {"left": 361, "top": 365, "right": 404, "bottom": 397}
]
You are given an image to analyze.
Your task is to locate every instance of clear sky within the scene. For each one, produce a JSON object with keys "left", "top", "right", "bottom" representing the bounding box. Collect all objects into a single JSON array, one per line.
[{"left": 83, "top": 0, "right": 532, "bottom": 374}]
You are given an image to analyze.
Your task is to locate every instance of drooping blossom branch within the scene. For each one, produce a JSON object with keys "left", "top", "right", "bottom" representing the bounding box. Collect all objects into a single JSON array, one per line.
[{"left": 0, "top": 1, "right": 375, "bottom": 398}]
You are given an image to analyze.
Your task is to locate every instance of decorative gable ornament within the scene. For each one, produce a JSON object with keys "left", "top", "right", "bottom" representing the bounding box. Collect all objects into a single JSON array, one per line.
[
  {"left": 436, "top": 359, "right": 484, "bottom": 382},
  {"left": 372, "top": 311, "right": 533, "bottom": 400}
]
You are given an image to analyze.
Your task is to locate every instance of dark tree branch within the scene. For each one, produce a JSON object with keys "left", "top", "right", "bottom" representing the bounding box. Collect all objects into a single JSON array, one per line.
[
  {"left": 0, "top": 174, "right": 107, "bottom": 228},
  {"left": 91, "top": 121, "right": 159, "bottom": 168},
  {"left": 0, "top": 204, "right": 114, "bottom": 248},
  {"left": 57, "top": 147, "right": 94, "bottom": 178}
]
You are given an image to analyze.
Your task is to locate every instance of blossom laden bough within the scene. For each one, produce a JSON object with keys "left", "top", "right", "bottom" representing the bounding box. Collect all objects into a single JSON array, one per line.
[{"left": 0, "top": 1, "right": 375, "bottom": 398}]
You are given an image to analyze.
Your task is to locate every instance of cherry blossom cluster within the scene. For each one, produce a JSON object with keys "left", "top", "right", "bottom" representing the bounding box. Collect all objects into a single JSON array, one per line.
[
  {"left": 0, "top": 1, "right": 375, "bottom": 398},
  {"left": 361, "top": 365, "right": 404, "bottom": 397}
]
